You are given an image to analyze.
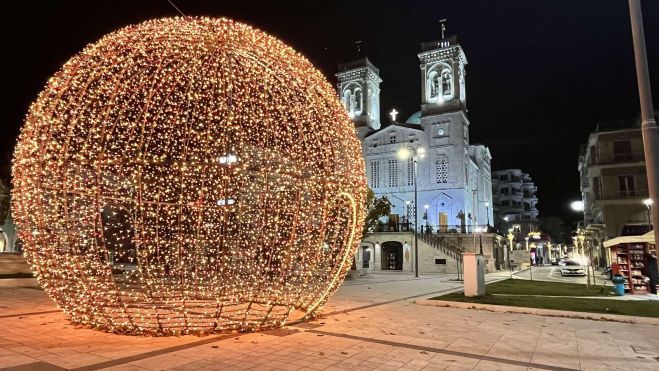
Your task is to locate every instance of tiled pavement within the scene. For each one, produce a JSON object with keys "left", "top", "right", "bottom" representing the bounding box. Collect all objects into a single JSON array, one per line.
[{"left": 0, "top": 272, "right": 658, "bottom": 370}]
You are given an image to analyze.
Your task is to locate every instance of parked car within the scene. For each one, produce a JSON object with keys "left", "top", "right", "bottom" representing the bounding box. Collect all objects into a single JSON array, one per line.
[
  {"left": 560, "top": 260, "right": 586, "bottom": 276},
  {"left": 558, "top": 257, "right": 570, "bottom": 266}
]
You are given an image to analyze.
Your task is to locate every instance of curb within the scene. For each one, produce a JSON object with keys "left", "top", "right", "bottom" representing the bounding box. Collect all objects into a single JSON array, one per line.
[{"left": 415, "top": 299, "right": 659, "bottom": 326}]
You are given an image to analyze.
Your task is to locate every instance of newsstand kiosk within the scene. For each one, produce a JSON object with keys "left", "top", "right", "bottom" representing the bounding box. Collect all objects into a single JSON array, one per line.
[{"left": 604, "top": 231, "right": 657, "bottom": 295}]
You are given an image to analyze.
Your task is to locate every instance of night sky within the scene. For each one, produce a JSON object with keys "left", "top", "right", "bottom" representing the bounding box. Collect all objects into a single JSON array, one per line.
[{"left": 3, "top": 0, "right": 658, "bottom": 223}]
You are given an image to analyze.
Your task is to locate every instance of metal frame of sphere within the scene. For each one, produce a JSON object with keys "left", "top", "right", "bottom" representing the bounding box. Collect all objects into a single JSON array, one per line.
[{"left": 12, "top": 17, "right": 366, "bottom": 335}]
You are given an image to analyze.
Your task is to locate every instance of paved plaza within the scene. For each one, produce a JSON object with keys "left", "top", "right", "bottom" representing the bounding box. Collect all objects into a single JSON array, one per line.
[{"left": 1, "top": 273, "right": 658, "bottom": 371}]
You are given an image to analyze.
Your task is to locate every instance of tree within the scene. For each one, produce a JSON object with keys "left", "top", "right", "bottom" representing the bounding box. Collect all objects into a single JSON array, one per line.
[
  {"left": 0, "top": 179, "right": 9, "bottom": 223},
  {"left": 362, "top": 188, "right": 392, "bottom": 237}
]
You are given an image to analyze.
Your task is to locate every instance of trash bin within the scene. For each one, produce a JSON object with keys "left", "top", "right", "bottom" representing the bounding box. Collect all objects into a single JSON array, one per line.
[{"left": 612, "top": 274, "right": 626, "bottom": 296}]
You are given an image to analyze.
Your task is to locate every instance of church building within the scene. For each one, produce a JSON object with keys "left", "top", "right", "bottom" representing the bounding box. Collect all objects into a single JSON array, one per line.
[{"left": 337, "top": 35, "right": 493, "bottom": 235}]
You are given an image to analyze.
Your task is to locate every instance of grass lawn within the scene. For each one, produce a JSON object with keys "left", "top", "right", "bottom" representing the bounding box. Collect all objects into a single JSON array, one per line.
[
  {"left": 484, "top": 278, "right": 614, "bottom": 296},
  {"left": 433, "top": 279, "right": 659, "bottom": 318}
]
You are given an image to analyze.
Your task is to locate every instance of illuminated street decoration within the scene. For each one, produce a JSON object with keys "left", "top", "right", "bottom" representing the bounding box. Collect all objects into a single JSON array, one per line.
[{"left": 11, "top": 17, "right": 366, "bottom": 335}]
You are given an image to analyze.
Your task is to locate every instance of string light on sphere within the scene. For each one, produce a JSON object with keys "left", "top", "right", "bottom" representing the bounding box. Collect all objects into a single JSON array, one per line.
[{"left": 11, "top": 17, "right": 366, "bottom": 335}]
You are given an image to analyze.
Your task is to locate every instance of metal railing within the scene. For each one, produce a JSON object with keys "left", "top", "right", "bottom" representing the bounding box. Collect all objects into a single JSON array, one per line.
[
  {"left": 374, "top": 223, "right": 412, "bottom": 233},
  {"left": 592, "top": 152, "right": 645, "bottom": 165},
  {"left": 416, "top": 232, "right": 465, "bottom": 260},
  {"left": 595, "top": 189, "right": 649, "bottom": 200}
]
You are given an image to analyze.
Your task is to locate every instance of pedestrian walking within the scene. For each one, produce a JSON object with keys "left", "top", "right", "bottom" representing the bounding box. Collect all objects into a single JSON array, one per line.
[{"left": 647, "top": 252, "right": 658, "bottom": 295}]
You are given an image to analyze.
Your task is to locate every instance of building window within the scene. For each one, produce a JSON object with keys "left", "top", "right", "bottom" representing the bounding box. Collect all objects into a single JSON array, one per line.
[
  {"left": 406, "top": 202, "right": 415, "bottom": 223},
  {"left": 370, "top": 161, "right": 380, "bottom": 188},
  {"left": 407, "top": 158, "right": 414, "bottom": 186},
  {"left": 465, "top": 164, "right": 469, "bottom": 184},
  {"left": 613, "top": 140, "right": 632, "bottom": 161},
  {"left": 389, "top": 135, "right": 396, "bottom": 144},
  {"left": 501, "top": 200, "right": 510, "bottom": 207},
  {"left": 618, "top": 175, "right": 635, "bottom": 197},
  {"left": 436, "top": 157, "right": 448, "bottom": 183},
  {"left": 388, "top": 159, "right": 398, "bottom": 187}
]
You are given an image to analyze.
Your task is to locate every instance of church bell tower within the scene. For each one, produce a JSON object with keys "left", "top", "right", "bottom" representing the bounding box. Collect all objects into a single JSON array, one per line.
[
  {"left": 336, "top": 57, "right": 382, "bottom": 136},
  {"left": 418, "top": 35, "right": 467, "bottom": 116}
]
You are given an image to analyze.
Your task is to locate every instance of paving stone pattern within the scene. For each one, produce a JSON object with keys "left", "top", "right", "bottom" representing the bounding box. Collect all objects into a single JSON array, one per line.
[{"left": 0, "top": 273, "right": 657, "bottom": 370}]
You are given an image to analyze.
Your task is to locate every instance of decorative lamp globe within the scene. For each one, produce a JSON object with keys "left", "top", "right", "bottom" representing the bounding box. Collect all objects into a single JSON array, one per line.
[{"left": 11, "top": 17, "right": 366, "bottom": 335}]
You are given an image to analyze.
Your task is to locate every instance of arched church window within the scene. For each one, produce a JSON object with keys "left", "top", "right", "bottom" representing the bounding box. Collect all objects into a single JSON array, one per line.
[
  {"left": 368, "top": 83, "right": 378, "bottom": 119},
  {"left": 436, "top": 157, "right": 449, "bottom": 183},
  {"left": 441, "top": 69, "right": 452, "bottom": 98},
  {"left": 342, "top": 89, "right": 352, "bottom": 116},
  {"left": 370, "top": 161, "right": 380, "bottom": 188},
  {"left": 388, "top": 159, "right": 399, "bottom": 187},
  {"left": 406, "top": 201, "right": 415, "bottom": 223},
  {"left": 428, "top": 71, "right": 440, "bottom": 101},
  {"left": 353, "top": 87, "right": 363, "bottom": 115}
]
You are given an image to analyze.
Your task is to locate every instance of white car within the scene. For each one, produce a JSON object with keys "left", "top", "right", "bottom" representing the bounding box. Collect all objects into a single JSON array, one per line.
[{"left": 560, "top": 260, "right": 586, "bottom": 276}]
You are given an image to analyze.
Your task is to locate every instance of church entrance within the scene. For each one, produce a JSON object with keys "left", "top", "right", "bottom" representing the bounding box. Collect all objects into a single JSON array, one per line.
[
  {"left": 381, "top": 241, "right": 403, "bottom": 271},
  {"left": 438, "top": 212, "right": 448, "bottom": 232}
]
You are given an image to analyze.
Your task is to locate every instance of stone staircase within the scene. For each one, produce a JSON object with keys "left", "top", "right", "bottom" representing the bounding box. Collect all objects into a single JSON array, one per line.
[{"left": 417, "top": 233, "right": 465, "bottom": 261}]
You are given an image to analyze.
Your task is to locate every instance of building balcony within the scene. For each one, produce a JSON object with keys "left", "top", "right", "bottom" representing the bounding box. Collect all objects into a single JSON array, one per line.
[
  {"left": 498, "top": 206, "right": 524, "bottom": 213},
  {"left": 595, "top": 189, "right": 649, "bottom": 201},
  {"left": 375, "top": 222, "right": 413, "bottom": 233},
  {"left": 591, "top": 152, "right": 644, "bottom": 166}
]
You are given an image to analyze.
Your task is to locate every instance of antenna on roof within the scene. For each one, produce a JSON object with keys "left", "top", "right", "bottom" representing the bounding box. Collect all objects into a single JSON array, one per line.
[
  {"left": 167, "top": 0, "right": 186, "bottom": 16},
  {"left": 439, "top": 19, "right": 447, "bottom": 39}
]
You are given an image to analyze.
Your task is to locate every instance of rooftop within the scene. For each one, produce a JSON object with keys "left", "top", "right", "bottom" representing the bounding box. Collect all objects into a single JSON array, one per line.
[{"left": 337, "top": 57, "right": 379, "bottom": 74}]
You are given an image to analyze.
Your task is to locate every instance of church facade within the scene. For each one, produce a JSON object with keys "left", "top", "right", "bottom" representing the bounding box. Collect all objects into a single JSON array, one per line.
[{"left": 337, "top": 36, "right": 493, "bottom": 236}]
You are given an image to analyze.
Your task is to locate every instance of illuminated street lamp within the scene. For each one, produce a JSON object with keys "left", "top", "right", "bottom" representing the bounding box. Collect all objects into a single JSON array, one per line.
[
  {"left": 475, "top": 226, "right": 485, "bottom": 255},
  {"left": 398, "top": 145, "right": 425, "bottom": 278},
  {"left": 570, "top": 200, "right": 584, "bottom": 212},
  {"left": 643, "top": 198, "right": 653, "bottom": 228}
]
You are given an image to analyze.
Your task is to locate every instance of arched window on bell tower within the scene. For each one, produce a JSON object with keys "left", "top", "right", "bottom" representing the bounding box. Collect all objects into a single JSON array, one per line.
[
  {"left": 341, "top": 82, "right": 363, "bottom": 118},
  {"left": 342, "top": 89, "right": 352, "bottom": 117},
  {"left": 353, "top": 87, "right": 363, "bottom": 115},
  {"left": 426, "top": 63, "right": 453, "bottom": 104},
  {"left": 336, "top": 58, "right": 382, "bottom": 131},
  {"left": 418, "top": 36, "right": 467, "bottom": 111},
  {"left": 441, "top": 69, "right": 452, "bottom": 98}
]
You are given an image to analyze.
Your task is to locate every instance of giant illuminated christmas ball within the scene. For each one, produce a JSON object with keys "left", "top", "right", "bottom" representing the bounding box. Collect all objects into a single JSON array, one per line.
[{"left": 12, "top": 17, "right": 366, "bottom": 335}]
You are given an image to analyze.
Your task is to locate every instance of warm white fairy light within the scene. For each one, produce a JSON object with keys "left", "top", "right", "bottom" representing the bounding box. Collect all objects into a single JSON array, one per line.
[{"left": 11, "top": 17, "right": 366, "bottom": 335}]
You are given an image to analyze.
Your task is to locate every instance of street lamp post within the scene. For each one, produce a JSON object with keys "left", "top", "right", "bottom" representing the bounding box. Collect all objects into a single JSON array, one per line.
[
  {"left": 398, "top": 146, "right": 425, "bottom": 278},
  {"left": 628, "top": 0, "right": 659, "bottom": 251}
]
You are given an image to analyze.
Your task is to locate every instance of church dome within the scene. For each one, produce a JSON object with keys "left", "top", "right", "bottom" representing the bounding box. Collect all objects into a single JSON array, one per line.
[{"left": 405, "top": 110, "right": 422, "bottom": 125}]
